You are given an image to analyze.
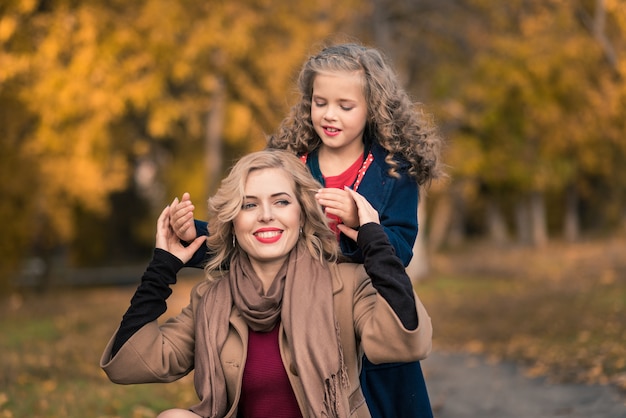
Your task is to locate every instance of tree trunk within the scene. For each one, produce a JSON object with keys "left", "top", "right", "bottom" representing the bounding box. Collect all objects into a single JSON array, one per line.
[
  {"left": 447, "top": 186, "right": 466, "bottom": 248},
  {"left": 592, "top": 0, "right": 618, "bottom": 71},
  {"left": 530, "top": 191, "right": 548, "bottom": 247},
  {"left": 205, "top": 79, "right": 226, "bottom": 201},
  {"left": 563, "top": 184, "right": 580, "bottom": 242},
  {"left": 515, "top": 197, "right": 532, "bottom": 245},
  {"left": 485, "top": 198, "right": 509, "bottom": 245},
  {"left": 428, "top": 191, "right": 453, "bottom": 251}
]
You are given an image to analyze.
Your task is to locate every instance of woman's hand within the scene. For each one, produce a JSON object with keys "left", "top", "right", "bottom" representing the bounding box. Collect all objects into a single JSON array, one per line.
[
  {"left": 336, "top": 187, "right": 380, "bottom": 242},
  {"left": 169, "top": 192, "right": 197, "bottom": 243},
  {"left": 156, "top": 205, "right": 206, "bottom": 263}
]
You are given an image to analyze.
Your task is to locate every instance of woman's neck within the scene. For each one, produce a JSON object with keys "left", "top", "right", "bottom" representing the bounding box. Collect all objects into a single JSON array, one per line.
[{"left": 250, "top": 259, "right": 284, "bottom": 294}]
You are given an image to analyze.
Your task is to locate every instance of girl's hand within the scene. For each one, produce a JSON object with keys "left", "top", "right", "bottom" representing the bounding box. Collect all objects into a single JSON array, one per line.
[
  {"left": 169, "top": 192, "right": 197, "bottom": 242},
  {"left": 156, "top": 205, "right": 206, "bottom": 263},
  {"left": 336, "top": 187, "right": 380, "bottom": 242},
  {"left": 315, "top": 187, "right": 359, "bottom": 228}
]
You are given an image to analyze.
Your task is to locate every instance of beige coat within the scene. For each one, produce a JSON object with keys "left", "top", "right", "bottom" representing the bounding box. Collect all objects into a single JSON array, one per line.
[{"left": 101, "top": 262, "right": 432, "bottom": 418}]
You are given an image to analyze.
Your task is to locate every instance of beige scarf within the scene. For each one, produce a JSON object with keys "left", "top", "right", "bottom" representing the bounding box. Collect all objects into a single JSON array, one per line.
[{"left": 192, "top": 242, "right": 349, "bottom": 418}]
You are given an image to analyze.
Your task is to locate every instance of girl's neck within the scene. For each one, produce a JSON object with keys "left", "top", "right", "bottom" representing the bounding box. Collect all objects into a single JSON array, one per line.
[{"left": 318, "top": 142, "right": 365, "bottom": 177}]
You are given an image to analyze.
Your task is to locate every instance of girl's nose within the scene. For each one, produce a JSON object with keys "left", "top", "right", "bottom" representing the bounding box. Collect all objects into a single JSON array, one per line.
[{"left": 323, "top": 106, "right": 337, "bottom": 121}]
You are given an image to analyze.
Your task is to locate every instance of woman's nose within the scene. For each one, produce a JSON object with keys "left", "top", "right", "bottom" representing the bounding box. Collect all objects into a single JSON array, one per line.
[{"left": 258, "top": 204, "right": 274, "bottom": 221}]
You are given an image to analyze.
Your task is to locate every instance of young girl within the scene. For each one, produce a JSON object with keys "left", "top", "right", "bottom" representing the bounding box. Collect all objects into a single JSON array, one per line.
[{"left": 171, "top": 43, "right": 444, "bottom": 418}]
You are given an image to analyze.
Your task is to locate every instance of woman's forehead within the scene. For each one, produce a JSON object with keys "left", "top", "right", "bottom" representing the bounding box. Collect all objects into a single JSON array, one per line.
[{"left": 244, "top": 168, "right": 295, "bottom": 193}]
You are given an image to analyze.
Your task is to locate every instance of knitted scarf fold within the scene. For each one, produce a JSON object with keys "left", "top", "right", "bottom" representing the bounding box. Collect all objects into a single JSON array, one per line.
[{"left": 192, "top": 242, "right": 349, "bottom": 418}]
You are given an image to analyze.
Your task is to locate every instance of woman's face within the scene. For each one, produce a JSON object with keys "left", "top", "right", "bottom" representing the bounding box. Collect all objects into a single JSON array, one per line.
[{"left": 233, "top": 168, "right": 302, "bottom": 272}]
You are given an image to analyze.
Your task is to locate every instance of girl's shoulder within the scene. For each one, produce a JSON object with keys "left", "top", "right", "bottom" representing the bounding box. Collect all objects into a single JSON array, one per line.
[{"left": 370, "top": 142, "right": 412, "bottom": 174}]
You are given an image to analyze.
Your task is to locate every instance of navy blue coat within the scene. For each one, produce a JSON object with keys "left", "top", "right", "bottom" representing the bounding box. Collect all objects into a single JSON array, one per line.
[{"left": 306, "top": 142, "right": 418, "bottom": 267}]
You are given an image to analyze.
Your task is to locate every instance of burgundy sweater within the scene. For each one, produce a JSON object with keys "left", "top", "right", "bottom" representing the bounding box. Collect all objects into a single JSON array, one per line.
[{"left": 238, "top": 324, "right": 302, "bottom": 418}]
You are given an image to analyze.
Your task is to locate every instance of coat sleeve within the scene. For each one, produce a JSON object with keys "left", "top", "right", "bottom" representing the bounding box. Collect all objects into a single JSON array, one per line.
[
  {"left": 100, "top": 282, "right": 207, "bottom": 384},
  {"left": 110, "top": 249, "right": 182, "bottom": 356},
  {"left": 357, "top": 223, "right": 418, "bottom": 329},
  {"left": 346, "top": 263, "right": 432, "bottom": 365}
]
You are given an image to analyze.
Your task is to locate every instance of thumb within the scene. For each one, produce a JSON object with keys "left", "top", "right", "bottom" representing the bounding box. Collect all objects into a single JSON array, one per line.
[
  {"left": 337, "top": 223, "right": 358, "bottom": 242},
  {"left": 187, "top": 235, "right": 207, "bottom": 253}
]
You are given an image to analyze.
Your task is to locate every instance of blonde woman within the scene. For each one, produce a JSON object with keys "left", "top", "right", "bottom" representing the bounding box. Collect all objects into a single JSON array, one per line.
[{"left": 101, "top": 150, "right": 432, "bottom": 418}]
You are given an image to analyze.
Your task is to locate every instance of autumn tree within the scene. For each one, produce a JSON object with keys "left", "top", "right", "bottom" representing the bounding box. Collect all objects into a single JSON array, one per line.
[{"left": 0, "top": 0, "right": 360, "bottom": 292}]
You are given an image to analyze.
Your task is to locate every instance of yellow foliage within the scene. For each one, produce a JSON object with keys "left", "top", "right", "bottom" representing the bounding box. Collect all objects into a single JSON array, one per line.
[
  {"left": 0, "top": 15, "right": 17, "bottom": 42},
  {"left": 225, "top": 102, "right": 254, "bottom": 142}
]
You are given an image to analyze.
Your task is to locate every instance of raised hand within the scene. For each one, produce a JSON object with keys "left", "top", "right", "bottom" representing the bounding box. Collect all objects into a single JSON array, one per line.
[
  {"left": 169, "top": 192, "right": 197, "bottom": 242},
  {"left": 335, "top": 186, "right": 380, "bottom": 242},
  {"left": 156, "top": 205, "right": 206, "bottom": 264}
]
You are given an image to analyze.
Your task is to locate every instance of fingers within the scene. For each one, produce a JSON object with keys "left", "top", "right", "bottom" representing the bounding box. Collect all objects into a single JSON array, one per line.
[
  {"left": 169, "top": 193, "right": 197, "bottom": 241},
  {"left": 157, "top": 205, "right": 170, "bottom": 231},
  {"left": 316, "top": 188, "right": 359, "bottom": 228},
  {"left": 155, "top": 206, "right": 172, "bottom": 250},
  {"left": 343, "top": 186, "right": 380, "bottom": 225},
  {"left": 185, "top": 235, "right": 207, "bottom": 256}
]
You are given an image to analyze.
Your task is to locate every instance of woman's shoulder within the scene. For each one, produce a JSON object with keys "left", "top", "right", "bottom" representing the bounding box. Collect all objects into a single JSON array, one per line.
[
  {"left": 331, "top": 262, "right": 368, "bottom": 286},
  {"left": 190, "top": 273, "right": 228, "bottom": 300}
]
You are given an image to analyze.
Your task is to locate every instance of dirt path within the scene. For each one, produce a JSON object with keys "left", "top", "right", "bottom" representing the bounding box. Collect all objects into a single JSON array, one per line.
[{"left": 423, "top": 351, "right": 626, "bottom": 418}]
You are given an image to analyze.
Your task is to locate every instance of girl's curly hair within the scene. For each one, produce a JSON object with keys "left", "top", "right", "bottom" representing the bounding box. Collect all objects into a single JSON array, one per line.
[{"left": 267, "top": 43, "right": 444, "bottom": 186}]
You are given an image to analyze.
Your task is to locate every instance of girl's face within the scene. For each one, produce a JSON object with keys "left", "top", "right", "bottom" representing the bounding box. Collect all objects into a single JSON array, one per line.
[
  {"left": 311, "top": 71, "right": 368, "bottom": 159},
  {"left": 233, "top": 168, "right": 302, "bottom": 274}
]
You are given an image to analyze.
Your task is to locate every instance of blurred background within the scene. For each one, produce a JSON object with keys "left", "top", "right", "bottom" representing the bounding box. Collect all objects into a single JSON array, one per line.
[
  {"left": 1, "top": 0, "right": 625, "bottom": 416},
  {"left": 1, "top": 0, "right": 625, "bottom": 289}
]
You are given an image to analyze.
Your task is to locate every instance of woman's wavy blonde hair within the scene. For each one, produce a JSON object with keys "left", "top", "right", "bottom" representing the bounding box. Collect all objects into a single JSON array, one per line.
[
  {"left": 267, "top": 42, "right": 444, "bottom": 186},
  {"left": 204, "top": 149, "right": 339, "bottom": 277}
]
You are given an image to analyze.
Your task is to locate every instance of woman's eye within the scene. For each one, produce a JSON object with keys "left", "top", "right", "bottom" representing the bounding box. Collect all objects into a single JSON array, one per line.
[
  {"left": 242, "top": 202, "right": 256, "bottom": 210},
  {"left": 313, "top": 101, "right": 326, "bottom": 107},
  {"left": 275, "top": 199, "right": 290, "bottom": 206},
  {"left": 341, "top": 105, "right": 354, "bottom": 111}
]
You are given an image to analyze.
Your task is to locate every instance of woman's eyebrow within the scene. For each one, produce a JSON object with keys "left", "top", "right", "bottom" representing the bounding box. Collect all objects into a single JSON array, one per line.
[{"left": 243, "top": 192, "right": 292, "bottom": 199}]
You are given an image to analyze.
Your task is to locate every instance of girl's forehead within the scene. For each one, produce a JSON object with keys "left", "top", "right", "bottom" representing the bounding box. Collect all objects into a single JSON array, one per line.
[
  {"left": 312, "top": 71, "right": 365, "bottom": 96},
  {"left": 315, "top": 69, "right": 364, "bottom": 82}
]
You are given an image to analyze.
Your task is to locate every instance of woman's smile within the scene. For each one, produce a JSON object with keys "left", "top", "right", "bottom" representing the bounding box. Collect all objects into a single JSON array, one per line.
[{"left": 254, "top": 228, "right": 283, "bottom": 243}]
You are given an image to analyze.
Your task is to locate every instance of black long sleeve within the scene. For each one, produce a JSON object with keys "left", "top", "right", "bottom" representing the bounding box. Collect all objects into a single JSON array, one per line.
[
  {"left": 357, "top": 223, "right": 419, "bottom": 330},
  {"left": 110, "top": 248, "right": 183, "bottom": 356}
]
